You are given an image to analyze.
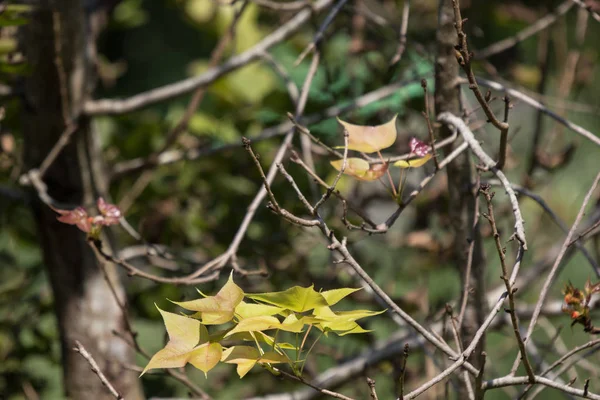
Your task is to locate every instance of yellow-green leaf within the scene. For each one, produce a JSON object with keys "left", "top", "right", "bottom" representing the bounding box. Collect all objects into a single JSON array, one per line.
[
  {"left": 188, "top": 342, "right": 222, "bottom": 376},
  {"left": 141, "top": 307, "right": 202, "bottom": 375},
  {"left": 393, "top": 154, "right": 432, "bottom": 168},
  {"left": 235, "top": 301, "right": 284, "bottom": 319},
  {"left": 246, "top": 285, "right": 328, "bottom": 312},
  {"left": 337, "top": 115, "right": 398, "bottom": 153},
  {"left": 224, "top": 316, "right": 281, "bottom": 337},
  {"left": 330, "top": 158, "right": 388, "bottom": 181},
  {"left": 320, "top": 288, "right": 361, "bottom": 306},
  {"left": 227, "top": 331, "right": 296, "bottom": 350},
  {"left": 278, "top": 314, "right": 307, "bottom": 333},
  {"left": 172, "top": 273, "right": 244, "bottom": 325},
  {"left": 221, "top": 346, "right": 288, "bottom": 378}
]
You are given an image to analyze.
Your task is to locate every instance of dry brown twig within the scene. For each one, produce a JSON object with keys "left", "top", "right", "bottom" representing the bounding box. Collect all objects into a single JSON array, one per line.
[
  {"left": 480, "top": 184, "right": 535, "bottom": 383},
  {"left": 451, "top": 0, "right": 510, "bottom": 170},
  {"left": 73, "top": 340, "right": 124, "bottom": 400},
  {"left": 510, "top": 170, "right": 600, "bottom": 375}
]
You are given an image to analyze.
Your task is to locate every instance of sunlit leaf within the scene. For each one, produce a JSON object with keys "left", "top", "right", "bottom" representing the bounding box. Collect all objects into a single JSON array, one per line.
[
  {"left": 235, "top": 301, "right": 284, "bottom": 319},
  {"left": 221, "top": 346, "right": 288, "bottom": 378},
  {"left": 320, "top": 288, "right": 361, "bottom": 306},
  {"left": 173, "top": 273, "right": 244, "bottom": 324},
  {"left": 393, "top": 154, "right": 432, "bottom": 169},
  {"left": 330, "top": 158, "right": 388, "bottom": 181},
  {"left": 142, "top": 307, "right": 202, "bottom": 375},
  {"left": 311, "top": 306, "right": 383, "bottom": 335},
  {"left": 224, "top": 316, "right": 281, "bottom": 337},
  {"left": 227, "top": 331, "right": 296, "bottom": 350},
  {"left": 278, "top": 314, "right": 307, "bottom": 333},
  {"left": 336, "top": 115, "right": 398, "bottom": 153},
  {"left": 188, "top": 342, "right": 222, "bottom": 377},
  {"left": 246, "top": 285, "right": 328, "bottom": 312}
]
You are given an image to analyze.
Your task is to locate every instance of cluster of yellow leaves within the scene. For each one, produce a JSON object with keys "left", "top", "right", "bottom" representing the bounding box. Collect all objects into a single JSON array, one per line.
[
  {"left": 331, "top": 115, "right": 432, "bottom": 181},
  {"left": 141, "top": 275, "right": 382, "bottom": 379}
]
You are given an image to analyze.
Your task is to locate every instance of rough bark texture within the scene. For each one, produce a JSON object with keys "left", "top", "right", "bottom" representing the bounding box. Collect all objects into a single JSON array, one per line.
[
  {"left": 21, "top": 2, "right": 143, "bottom": 399},
  {"left": 434, "top": 0, "right": 486, "bottom": 373}
]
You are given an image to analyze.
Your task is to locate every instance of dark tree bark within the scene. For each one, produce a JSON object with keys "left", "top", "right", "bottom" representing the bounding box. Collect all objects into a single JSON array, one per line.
[
  {"left": 21, "top": 2, "right": 143, "bottom": 399},
  {"left": 435, "top": 0, "right": 487, "bottom": 376}
]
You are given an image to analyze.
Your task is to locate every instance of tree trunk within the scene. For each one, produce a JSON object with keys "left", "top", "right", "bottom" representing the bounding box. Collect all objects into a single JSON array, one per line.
[
  {"left": 435, "top": 0, "right": 486, "bottom": 389},
  {"left": 21, "top": 2, "right": 143, "bottom": 399}
]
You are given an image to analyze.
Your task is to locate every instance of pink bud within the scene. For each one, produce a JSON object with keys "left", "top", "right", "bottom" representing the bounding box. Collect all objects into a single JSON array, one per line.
[
  {"left": 409, "top": 137, "right": 430, "bottom": 157},
  {"left": 97, "top": 197, "right": 122, "bottom": 225},
  {"left": 55, "top": 207, "right": 92, "bottom": 233}
]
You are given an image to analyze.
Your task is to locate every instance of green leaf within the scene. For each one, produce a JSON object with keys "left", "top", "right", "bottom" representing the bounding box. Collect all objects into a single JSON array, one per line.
[
  {"left": 320, "top": 288, "right": 361, "bottom": 306},
  {"left": 172, "top": 273, "right": 244, "bottom": 324},
  {"left": 311, "top": 306, "right": 383, "bottom": 335},
  {"left": 246, "top": 285, "right": 328, "bottom": 313}
]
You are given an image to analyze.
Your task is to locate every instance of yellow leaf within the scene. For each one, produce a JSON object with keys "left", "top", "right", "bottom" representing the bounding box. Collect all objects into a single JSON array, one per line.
[
  {"left": 224, "top": 316, "right": 281, "bottom": 337},
  {"left": 393, "top": 154, "right": 432, "bottom": 169},
  {"left": 173, "top": 273, "right": 244, "bottom": 325},
  {"left": 278, "top": 314, "right": 307, "bottom": 333},
  {"left": 330, "top": 158, "right": 388, "bottom": 181},
  {"left": 320, "top": 288, "right": 361, "bottom": 306},
  {"left": 222, "top": 346, "right": 288, "bottom": 378},
  {"left": 246, "top": 285, "right": 328, "bottom": 313},
  {"left": 141, "top": 307, "right": 202, "bottom": 375},
  {"left": 188, "top": 342, "right": 222, "bottom": 377},
  {"left": 337, "top": 115, "right": 398, "bottom": 153}
]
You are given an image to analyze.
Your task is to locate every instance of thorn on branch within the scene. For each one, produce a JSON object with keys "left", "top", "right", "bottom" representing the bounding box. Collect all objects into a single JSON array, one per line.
[{"left": 584, "top": 378, "right": 590, "bottom": 395}]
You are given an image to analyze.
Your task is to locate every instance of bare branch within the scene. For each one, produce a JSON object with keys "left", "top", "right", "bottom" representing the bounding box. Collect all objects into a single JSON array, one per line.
[
  {"left": 73, "top": 341, "right": 123, "bottom": 400},
  {"left": 473, "top": 77, "right": 600, "bottom": 147},
  {"left": 437, "top": 112, "right": 527, "bottom": 248},
  {"left": 475, "top": 1, "right": 574, "bottom": 59},
  {"left": 511, "top": 170, "right": 600, "bottom": 374}
]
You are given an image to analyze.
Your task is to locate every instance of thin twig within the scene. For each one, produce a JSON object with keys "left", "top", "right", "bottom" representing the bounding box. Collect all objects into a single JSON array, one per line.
[
  {"left": 480, "top": 184, "right": 535, "bottom": 383},
  {"left": 485, "top": 179, "right": 600, "bottom": 276},
  {"left": 421, "top": 79, "right": 440, "bottom": 170},
  {"left": 482, "top": 375, "right": 600, "bottom": 399},
  {"left": 510, "top": 170, "right": 600, "bottom": 375},
  {"left": 451, "top": 0, "right": 510, "bottom": 169},
  {"left": 73, "top": 341, "right": 124, "bottom": 400},
  {"left": 475, "top": 1, "right": 574, "bottom": 59},
  {"left": 398, "top": 344, "right": 409, "bottom": 400},
  {"left": 117, "top": 1, "right": 249, "bottom": 214},
  {"left": 390, "top": 0, "right": 410, "bottom": 65},
  {"left": 91, "top": 238, "right": 220, "bottom": 284},
  {"left": 437, "top": 112, "right": 527, "bottom": 249},
  {"left": 357, "top": 141, "right": 469, "bottom": 234},
  {"left": 473, "top": 77, "right": 600, "bottom": 147},
  {"left": 313, "top": 130, "right": 348, "bottom": 212},
  {"left": 367, "top": 378, "right": 379, "bottom": 400},
  {"left": 457, "top": 172, "right": 481, "bottom": 329},
  {"left": 474, "top": 352, "right": 486, "bottom": 400},
  {"left": 294, "top": 0, "right": 349, "bottom": 65},
  {"left": 84, "top": 0, "right": 334, "bottom": 115},
  {"left": 276, "top": 368, "right": 356, "bottom": 400}
]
